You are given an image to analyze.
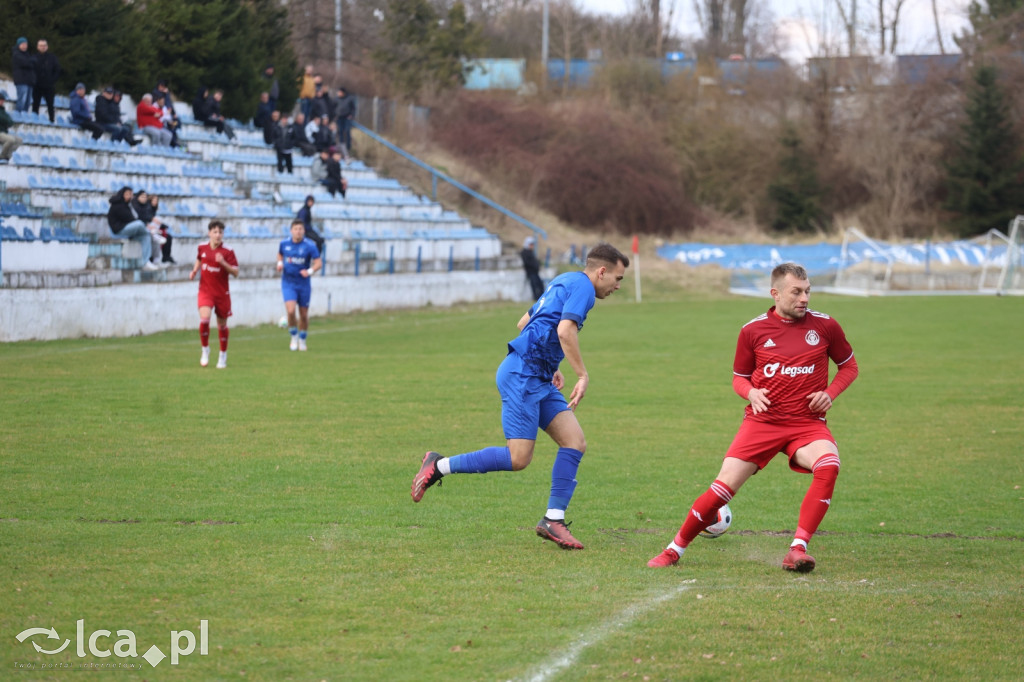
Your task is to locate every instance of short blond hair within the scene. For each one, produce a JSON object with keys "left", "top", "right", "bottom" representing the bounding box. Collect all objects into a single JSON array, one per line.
[{"left": 771, "top": 262, "right": 808, "bottom": 288}]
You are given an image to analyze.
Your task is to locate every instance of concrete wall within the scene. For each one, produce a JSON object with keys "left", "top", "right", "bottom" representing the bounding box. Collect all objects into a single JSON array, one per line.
[{"left": 0, "top": 270, "right": 534, "bottom": 342}]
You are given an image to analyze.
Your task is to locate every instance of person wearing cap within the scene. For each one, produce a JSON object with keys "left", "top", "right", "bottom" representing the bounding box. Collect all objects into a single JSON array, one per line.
[
  {"left": 11, "top": 37, "right": 35, "bottom": 113},
  {"left": 69, "top": 83, "right": 104, "bottom": 139},
  {"left": 32, "top": 39, "right": 60, "bottom": 123},
  {"left": 521, "top": 236, "right": 545, "bottom": 300},
  {"left": 0, "top": 91, "right": 23, "bottom": 163}
]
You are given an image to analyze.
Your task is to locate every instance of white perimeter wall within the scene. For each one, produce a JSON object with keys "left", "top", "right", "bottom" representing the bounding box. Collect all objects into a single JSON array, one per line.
[{"left": 0, "top": 271, "right": 533, "bottom": 342}]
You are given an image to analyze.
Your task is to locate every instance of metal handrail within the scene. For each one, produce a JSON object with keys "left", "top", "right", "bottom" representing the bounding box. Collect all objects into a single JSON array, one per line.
[{"left": 353, "top": 122, "right": 547, "bottom": 241}]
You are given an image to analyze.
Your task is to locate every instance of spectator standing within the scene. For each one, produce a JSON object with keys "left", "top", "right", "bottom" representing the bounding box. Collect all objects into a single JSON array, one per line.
[
  {"left": 295, "top": 195, "right": 325, "bottom": 257},
  {"left": 297, "top": 65, "right": 315, "bottom": 119},
  {"left": 31, "top": 39, "right": 60, "bottom": 123},
  {"left": 324, "top": 150, "right": 347, "bottom": 198},
  {"left": 292, "top": 112, "right": 315, "bottom": 156},
  {"left": 107, "top": 186, "right": 159, "bottom": 271},
  {"left": 273, "top": 113, "right": 294, "bottom": 174},
  {"left": 262, "top": 64, "right": 280, "bottom": 110},
  {"left": 276, "top": 219, "right": 322, "bottom": 352},
  {"left": 189, "top": 220, "right": 239, "bottom": 369},
  {"left": 333, "top": 85, "right": 356, "bottom": 155},
  {"left": 203, "top": 89, "right": 236, "bottom": 141},
  {"left": 131, "top": 189, "right": 167, "bottom": 267},
  {"left": 94, "top": 87, "right": 138, "bottom": 145},
  {"left": 254, "top": 92, "right": 273, "bottom": 130},
  {"left": 520, "top": 236, "right": 545, "bottom": 300},
  {"left": 0, "top": 91, "right": 22, "bottom": 164},
  {"left": 310, "top": 86, "right": 331, "bottom": 121},
  {"left": 136, "top": 93, "right": 172, "bottom": 146},
  {"left": 262, "top": 109, "right": 280, "bottom": 146},
  {"left": 69, "top": 83, "right": 104, "bottom": 140},
  {"left": 11, "top": 37, "right": 35, "bottom": 113}
]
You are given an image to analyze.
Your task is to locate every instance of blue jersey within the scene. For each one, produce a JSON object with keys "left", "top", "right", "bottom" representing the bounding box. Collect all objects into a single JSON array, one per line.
[
  {"left": 279, "top": 238, "right": 320, "bottom": 281},
  {"left": 507, "top": 271, "right": 595, "bottom": 380}
]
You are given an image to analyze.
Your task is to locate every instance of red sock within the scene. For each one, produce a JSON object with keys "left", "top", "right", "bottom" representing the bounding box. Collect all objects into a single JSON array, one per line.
[
  {"left": 218, "top": 325, "right": 229, "bottom": 352},
  {"left": 795, "top": 454, "right": 840, "bottom": 544},
  {"left": 674, "top": 480, "right": 735, "bottom": 548},
  {"left": 199, "top": 319, "right": 210, "bottom": 348}
]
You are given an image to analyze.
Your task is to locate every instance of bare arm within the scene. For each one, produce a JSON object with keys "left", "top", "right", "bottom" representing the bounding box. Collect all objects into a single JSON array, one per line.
[
  {"left": 189, "top": 258, "right": 201, "bottom": 280},
  {"left": 304, "top": 256, "right": 323, "bottom": 277},
  {"left": 557, "top": 319, "right": 589, "bottom": 410},
  {"left": 516, "top": 311, "right": 530, "bottom": 331}
]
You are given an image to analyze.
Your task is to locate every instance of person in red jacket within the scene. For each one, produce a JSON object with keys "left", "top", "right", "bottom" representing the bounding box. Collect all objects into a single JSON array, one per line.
[{"left": 136, "top": 93, "right": 172, "bottom": 146}]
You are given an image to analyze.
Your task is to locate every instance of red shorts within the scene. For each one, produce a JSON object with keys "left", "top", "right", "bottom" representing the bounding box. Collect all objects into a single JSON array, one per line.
[
  {"left": 198, "top": 292, "right": 232, "bottom": 320},
  {"left": 725, "top": 418, "right": 836, "bottom": 474}
]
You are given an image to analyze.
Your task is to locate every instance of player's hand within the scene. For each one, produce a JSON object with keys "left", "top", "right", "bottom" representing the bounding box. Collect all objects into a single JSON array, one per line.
[
  {"left": 552, "top": 370, "right": 565, "bottom": 390},
  {"left": 807, "top": 391, "right": 833, "bottom": 414},
  {"left": 302, "top": 269, "right": 311, "bottom": 278},
  {"left": 567, "top": 374, "right": 589, "bottom": 411},
  {"left": 276, "top": 261, "right": 283, "bottom": 272},
  {"left": 747, "top": 388, "right": 771, "bottom": 414},
  {"left": 215, "top": 253, "right": 226, "bottom": 266},
  {"left": 188, "top": 269, "right": 197, "bottom": 281}
]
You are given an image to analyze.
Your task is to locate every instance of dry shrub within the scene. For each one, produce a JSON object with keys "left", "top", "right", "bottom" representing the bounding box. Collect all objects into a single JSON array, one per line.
[{"left": 431, "top": 93, "right": 700, "bottom": 236}]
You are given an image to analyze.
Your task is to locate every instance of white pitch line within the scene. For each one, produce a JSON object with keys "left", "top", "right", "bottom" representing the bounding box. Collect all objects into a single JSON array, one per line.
[{"left": 515, "top": 581, "right": 695, "bottom": 682}]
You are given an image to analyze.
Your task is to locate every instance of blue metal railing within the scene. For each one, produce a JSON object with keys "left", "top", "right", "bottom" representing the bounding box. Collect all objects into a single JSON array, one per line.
[{"left": 353, "top": 122, "right": 547, "bottom": 241}]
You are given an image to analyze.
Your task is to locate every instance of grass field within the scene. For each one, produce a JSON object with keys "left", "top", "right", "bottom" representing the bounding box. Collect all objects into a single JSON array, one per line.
[{"left": 1, "top": 290, "right": 1022, "bottom": 681}]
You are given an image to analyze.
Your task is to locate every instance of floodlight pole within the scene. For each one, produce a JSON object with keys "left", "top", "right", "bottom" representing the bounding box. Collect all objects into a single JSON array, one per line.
[{"left": 335, "top": 0, "right": 343, "bottom": 70}]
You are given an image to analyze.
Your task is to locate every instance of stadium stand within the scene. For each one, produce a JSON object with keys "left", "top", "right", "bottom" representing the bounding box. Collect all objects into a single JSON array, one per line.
[{"left": 0, "top": 79, "right": 502, "bottom": 284}]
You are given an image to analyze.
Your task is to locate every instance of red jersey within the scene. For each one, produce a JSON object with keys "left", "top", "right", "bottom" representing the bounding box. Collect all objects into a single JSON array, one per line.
[
  {"left": 196, "top": 242, "right": 237, "bottom": 299},
  {"left": 734, "top": 306, "right": 854, "bottom": 423}
]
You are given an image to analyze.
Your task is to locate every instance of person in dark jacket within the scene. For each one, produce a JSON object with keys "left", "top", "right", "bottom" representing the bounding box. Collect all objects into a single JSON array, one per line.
[
  {"left": 254, "top": 91, "right": 273, "bottom": 130},
  {"left": 520, "top": 236, "right": 545, "bottom": 300},
  {"left": 69, "top": 83, "right": 104, "bottom": 139},
  {"left": 262, "top": 64, "right": 280, "bottom": 110},
  {"left": 107, "top": 186, "right": 158, "bottom": 270},
  {"left": 31, "top": 39, "right": 60, "bottom": 122},
  {"left": 333, "top": 85, "right": 356, "bottom": 154},
  {"left": 11, "top": 37, "right": 35, "bottom": 113},
  {"left": 191, "top": 86, "right": 209, "bottom": 122},
  {"left": 291, "top": 112, "right": 315, "bottom": 156},
  {"left": 273, "top": 113, "right": 294, "bottom": 174},
  {"left": 295, "top": 195, "right": 325, "bottom": 257},
  {"left": 202, "top": 89, "right": 235, "bottom": 141},
  {"left": 324, "top": 150, "right": 347, "bottom": 199},
  {"left": 262, "top": 109, "right": 280, "bottom": 146},
  {"left": 94, "top": 87, "right": 138, "bottom": 145},
  {"left": 131, "top": 189, "right": 169, "bottom": 266},
  {"left": 0, "top": 90, "right": 23, "bottom": 163}
]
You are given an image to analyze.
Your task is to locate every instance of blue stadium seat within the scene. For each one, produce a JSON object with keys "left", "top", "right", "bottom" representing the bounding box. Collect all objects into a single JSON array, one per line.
[
  {"left": 22, "top": 227, "right": 37, "bottom": 241},
  {"left": 39, "top": 227, "right": 53, "bottom": 243}
]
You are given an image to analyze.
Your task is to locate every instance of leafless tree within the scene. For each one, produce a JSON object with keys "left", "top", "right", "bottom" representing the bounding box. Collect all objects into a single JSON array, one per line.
[
  {"left": 878, "top": 0, "right": 907, "bottom": 54},
  {"left": 931, "top": 0, "right": 946, "bottom": 54},
  {"left": 833, "top": 0, "right": 859, "bottom": 55},
  {"left": 693, "top": 0, "right": 755, "bottom": 58}
]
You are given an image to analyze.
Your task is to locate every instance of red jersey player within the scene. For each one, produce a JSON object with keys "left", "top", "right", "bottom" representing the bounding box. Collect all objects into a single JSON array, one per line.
[
  {"left": 649, "top": 262, "right": 859, "bottom": 572},
  {"left": 189, "top": 220, "right": 239, "bottom": 369}
]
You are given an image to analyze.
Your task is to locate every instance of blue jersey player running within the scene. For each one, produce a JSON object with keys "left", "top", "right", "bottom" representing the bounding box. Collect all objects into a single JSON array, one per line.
[
  {"left": 277, "top": 219, "right": 322, "bottom": 351},
  {"left": 411, "top": 242, "right": 629, "bottom": 550}
]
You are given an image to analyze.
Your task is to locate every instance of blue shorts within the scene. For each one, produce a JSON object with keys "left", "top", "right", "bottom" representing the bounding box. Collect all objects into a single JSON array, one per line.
[
  {"left": 496, "top": 353, "right": 570, "bottom": 440},
  {"left": 282, "top": 278, "right": 311, "bottom": 308}
]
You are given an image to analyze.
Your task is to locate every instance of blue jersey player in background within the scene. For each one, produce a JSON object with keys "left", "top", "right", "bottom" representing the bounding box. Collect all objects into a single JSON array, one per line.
[
  {"left": 411, "top": 242, "right": 630, "bottom": 550},
  {"left": 276, "top": 219, "right": 322, "bottom": 351}
]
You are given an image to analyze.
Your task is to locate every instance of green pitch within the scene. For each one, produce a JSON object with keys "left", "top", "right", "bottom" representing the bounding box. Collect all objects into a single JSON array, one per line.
[{"left": 1, "top": 293, "right": 1022, "bottom": 680}]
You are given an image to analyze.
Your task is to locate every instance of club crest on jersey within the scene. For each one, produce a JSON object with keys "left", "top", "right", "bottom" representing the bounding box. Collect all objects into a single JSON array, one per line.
[{"left": 805, "top": 330, "right": 820, "bottom": 346}]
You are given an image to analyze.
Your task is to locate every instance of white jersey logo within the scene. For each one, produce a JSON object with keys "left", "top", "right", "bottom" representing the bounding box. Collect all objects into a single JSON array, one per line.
[
  {"left": 763, "top": 338, "right": 776, "bottom": 348},
  {"left": 805, "top": 330, "right": 820, "bottom": 346},
  {"left": 764, "top": 363, "right": 815, "bottom": 378}
]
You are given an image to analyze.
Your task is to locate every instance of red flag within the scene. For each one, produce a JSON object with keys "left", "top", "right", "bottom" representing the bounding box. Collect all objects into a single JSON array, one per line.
[{"left": 631, "top": 235, "right": 639, "bottom": 254}]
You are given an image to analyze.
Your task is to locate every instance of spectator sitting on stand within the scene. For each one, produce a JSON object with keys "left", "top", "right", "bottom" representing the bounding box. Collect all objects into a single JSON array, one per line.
[
  {"left": 262, "top": 109, "right": 280, "bottom": 146},
  {"left": 0, "top": 90, "right": 23, "bottom": 164},
  {"left": 324, "top": 149, "right": 347, "bottom": 198},
  {"left": 203, "top": 89, "right": 236, "bottom": 142},
  {"left": 292, "top": 112, "right": 316, "bottom": 156},
  {"left": 154, "top": 92, "right": 180, "bottom": 148},
  {"left": 136, "top": 93, "right": 172, "bottom": 146},
  {"left": 131, "top": 188, "right": 168, "bottom": 268},
  {"left": 150, "top": 194, "right": 175, "bottom": 264},
  {"left": 94, "top": 87, "right": 139, "bottom": 145},
  {"left": 69, "top": 83, "right": 104, "bottom": 140},
  {"left": 313, "top": 115, "right": 336, "bottom": 153},
  {"left": 295, "top": 194, "right": 325, "bottom": 257},
  {"left": 107, "top": 186, "right": 159, "bottom": 271},
  {"left": 310, "top": 149, "right": 329, "bottom": 187}
]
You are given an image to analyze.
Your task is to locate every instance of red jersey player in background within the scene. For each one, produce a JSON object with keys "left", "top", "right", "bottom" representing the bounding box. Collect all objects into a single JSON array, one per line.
[
  {"left": 189, "top": 220, "right": 239, "bottom": 369},
  {"left": 649, "top": 262, "right": 859, "bottom": 572}
]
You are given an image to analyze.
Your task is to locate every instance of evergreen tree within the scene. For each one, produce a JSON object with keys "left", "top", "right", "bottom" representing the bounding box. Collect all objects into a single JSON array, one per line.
[
  {"left": 943, "top": 64, "right": 1024, "bottom": 237},
  {"left": 0, "top": 0, "right": 151, "bottom": 95},
  {"left": 766, "top": 124, "right": 824, "bottom": 233},
  {"left": 374, "top": 0, "right": 483, "bottom": 98}
]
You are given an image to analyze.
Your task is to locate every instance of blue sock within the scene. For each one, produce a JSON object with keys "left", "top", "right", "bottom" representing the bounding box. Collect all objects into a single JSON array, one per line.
[
  {"left": 548, "top": 448, "right": 583, "bottom": 511},
  {"left": 299, "top": 330, "right": 308, "bottom": 340},
  {"left": 448, "top": 446, "right": 513, "bottom": 474},
  {"left": 289, "top": 327, "right": 298, "bottom": 336}
]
